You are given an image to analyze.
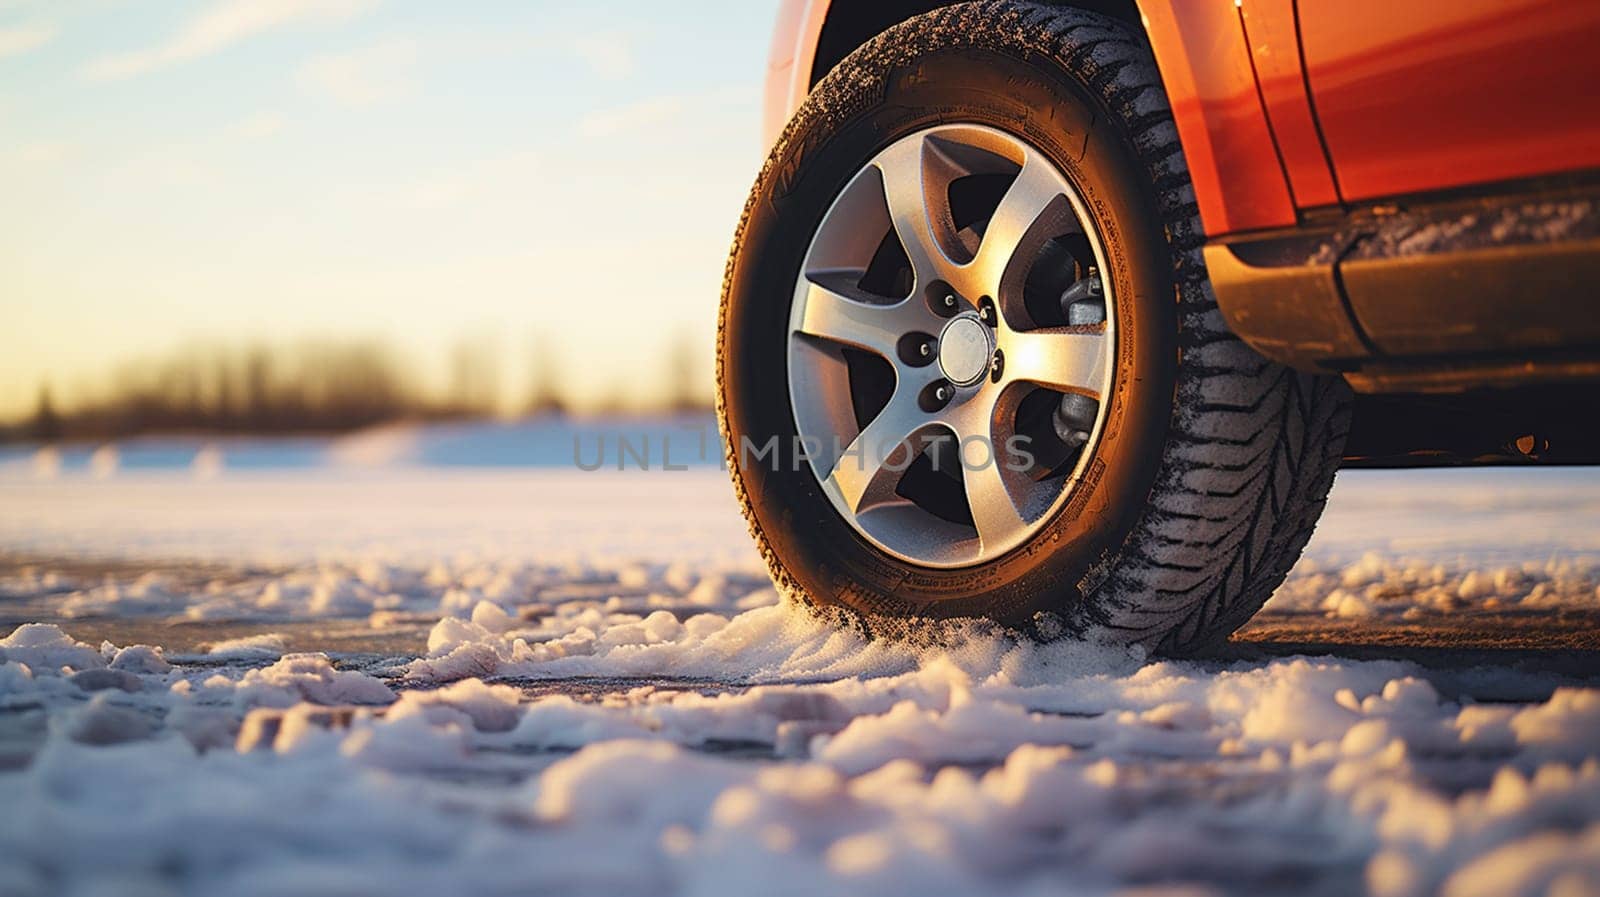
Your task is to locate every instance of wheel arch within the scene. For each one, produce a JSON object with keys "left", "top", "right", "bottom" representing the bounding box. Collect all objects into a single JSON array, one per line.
[
  {"left": 764, "top": 0, "right": 1298, "bottom": 236},
  {"left": 811, "top": 0, "right": 1142, "bottom": 89}
]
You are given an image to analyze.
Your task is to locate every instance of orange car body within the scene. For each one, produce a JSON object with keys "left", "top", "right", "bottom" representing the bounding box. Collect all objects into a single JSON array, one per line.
[{"left": 764, "top": 0, "right": 1600, "bottom": 238}]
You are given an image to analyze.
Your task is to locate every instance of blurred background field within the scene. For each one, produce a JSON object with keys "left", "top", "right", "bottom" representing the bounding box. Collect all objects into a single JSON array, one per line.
[
  {"left": 1, "top": 333, "right": 713, "bottom": 448},
  {"left": 2, "top": 0, "right": 771, "bottom": 446}
]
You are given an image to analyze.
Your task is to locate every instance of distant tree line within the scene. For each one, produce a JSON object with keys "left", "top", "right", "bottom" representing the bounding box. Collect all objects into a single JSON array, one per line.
[{"left": 2, "top": 333, "right": 714, "bottom": 445}]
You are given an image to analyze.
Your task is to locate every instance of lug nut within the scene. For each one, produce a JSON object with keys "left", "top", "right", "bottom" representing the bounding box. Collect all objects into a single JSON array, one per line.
[
  {"left": 898, "top": 332, "right": 938, "bottom": 367},
  {"left": 925, "top": 283, "right": 961, "bottom": 318},
  {"left": 919, "top": 380, "right": 954, "bottom": 412},
  {"left": 989, "top": 348, "right": 1005, "bottom": 383},
  {"left": 978, "top": 296, "right": 997, "bottom": 326}
]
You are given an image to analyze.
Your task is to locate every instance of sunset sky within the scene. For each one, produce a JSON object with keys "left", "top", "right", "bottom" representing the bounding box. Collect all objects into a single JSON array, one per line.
[{"left": 0, "top": 0, "right": 776, "bottom": 418}]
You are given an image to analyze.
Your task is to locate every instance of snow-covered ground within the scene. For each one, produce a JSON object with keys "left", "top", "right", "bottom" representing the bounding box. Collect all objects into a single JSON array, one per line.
[{"left": 1, "top": 455, "right": 1597, "bottom": 896}]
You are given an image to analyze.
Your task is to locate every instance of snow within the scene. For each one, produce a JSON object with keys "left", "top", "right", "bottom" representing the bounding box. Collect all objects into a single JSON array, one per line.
[
  {"left": 107, "top": 644, "right": 172, "bottom": 674},
  {"left": 8, "top": 633, "right": 1595, "bottom": 896},
  {"left": 0, "top": 622, "right": 105, "bottom": 670},
  {"left": 200, "top": 633, "right": 288, "bottom": 661},
  {"left": 0, "top": 462, "right": 1596, "bottom": 895}
]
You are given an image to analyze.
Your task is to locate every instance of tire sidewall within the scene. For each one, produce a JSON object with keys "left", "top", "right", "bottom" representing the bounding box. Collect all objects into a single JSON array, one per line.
[{"left": 722, "top": 40, "right": 1178, "bottom": 626}]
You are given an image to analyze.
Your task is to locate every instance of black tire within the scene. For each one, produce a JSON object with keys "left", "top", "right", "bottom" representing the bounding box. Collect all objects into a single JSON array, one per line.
[{"left": 716, "top": 0, "right": 1352, "bottom": 654}]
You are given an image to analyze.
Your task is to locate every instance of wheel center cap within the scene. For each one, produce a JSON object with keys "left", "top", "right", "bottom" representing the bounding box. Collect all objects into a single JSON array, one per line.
[{"left": 937, "top": 315, "right": 993, "bottom": 387}]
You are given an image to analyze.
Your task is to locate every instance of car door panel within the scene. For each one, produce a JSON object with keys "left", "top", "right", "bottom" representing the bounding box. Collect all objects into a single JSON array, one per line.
[{"left": 1300, "top": 0, "right": 1600, "bottom": 203}]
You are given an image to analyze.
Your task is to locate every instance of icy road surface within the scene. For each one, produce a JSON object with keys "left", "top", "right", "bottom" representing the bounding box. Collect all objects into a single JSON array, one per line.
[{"left": 1, "top": 467, "right": 1598, "bottom": 897}]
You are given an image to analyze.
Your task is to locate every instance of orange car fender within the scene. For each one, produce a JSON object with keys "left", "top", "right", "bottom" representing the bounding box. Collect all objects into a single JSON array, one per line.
[
  {"left": 1136, "top": 1, "right": 1298, "bottom": 234},
  {"left": 763, "top": 0, "right": 831, "bottom": 151}
]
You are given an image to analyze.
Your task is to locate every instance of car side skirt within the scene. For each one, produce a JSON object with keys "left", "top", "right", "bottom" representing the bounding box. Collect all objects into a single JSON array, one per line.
[{"left": 1205, "top": 177, "right": 1600, "bottom": 465}]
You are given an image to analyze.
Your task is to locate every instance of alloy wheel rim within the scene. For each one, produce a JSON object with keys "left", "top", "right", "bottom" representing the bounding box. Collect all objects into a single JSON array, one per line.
[{"left": 786, "top": 124, "right": 1116, "bottom": 569}]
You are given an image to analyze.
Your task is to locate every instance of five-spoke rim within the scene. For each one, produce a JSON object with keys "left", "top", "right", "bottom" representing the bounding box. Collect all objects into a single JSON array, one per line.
[{"left": 787, "top": 124, "right": 1116, "bottom": 569}]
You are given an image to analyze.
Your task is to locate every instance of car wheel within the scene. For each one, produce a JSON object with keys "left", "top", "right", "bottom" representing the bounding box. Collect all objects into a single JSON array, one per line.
[{"left": 717, "top": 0, "right": 1351, "bottom": 653}]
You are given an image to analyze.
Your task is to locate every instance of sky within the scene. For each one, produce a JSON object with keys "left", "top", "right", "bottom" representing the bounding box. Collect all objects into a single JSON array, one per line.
[{"left": 0, "top": 0, "right": 779, "bottom": 418}]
